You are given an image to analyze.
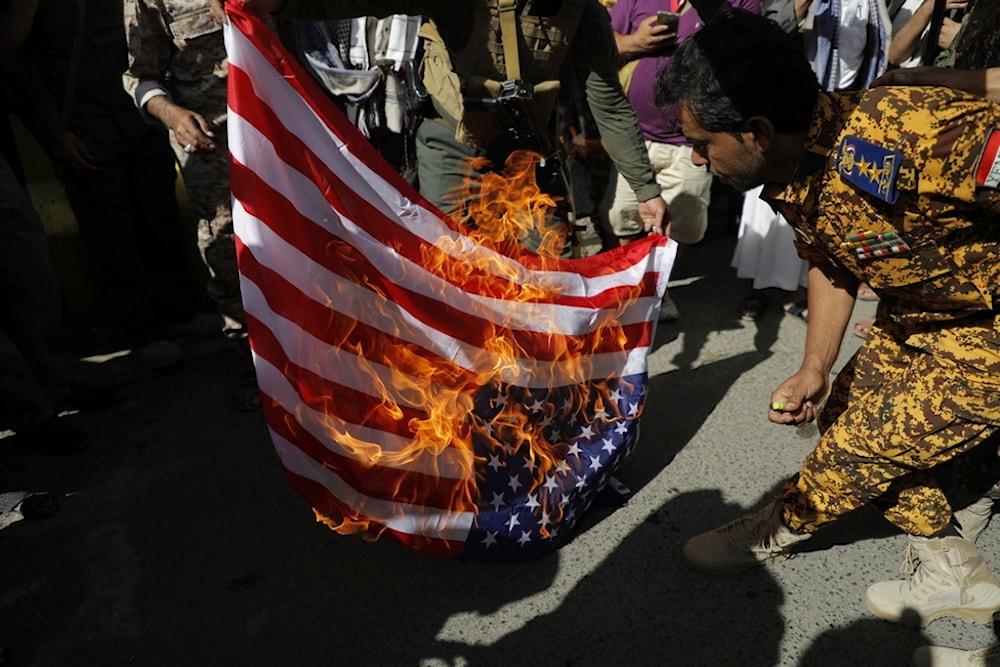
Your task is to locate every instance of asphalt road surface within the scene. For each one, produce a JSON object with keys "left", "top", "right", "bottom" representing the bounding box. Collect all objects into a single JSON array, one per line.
[{"left": 3, "top": 224, "right": 998, "bottom": 667}]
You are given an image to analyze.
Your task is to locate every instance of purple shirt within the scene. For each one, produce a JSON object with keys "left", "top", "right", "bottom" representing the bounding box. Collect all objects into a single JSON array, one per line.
[{"left": 610, "top": 0, "right": 761, "bottom": 144}]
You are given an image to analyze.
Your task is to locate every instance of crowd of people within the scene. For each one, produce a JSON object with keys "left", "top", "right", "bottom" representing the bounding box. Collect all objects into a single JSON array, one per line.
[{"left": 3, "top": 0, "right": 1000, "bottom": 663}]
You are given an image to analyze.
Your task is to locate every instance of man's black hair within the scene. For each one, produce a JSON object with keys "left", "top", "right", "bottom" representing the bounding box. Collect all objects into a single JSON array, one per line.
[{"left": 655, "top": 11, "right": 820, "bottom": 133}]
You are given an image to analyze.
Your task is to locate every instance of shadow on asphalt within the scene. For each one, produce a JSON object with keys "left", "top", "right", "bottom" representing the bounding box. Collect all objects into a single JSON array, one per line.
[
  {"left": 6, "top": 225, "right": 970, "bottom": 665},
  {"left": 619, "top": 348, "right": 772, "bottom": 493},
  {"left": 428, "top": 490, "right": 788, "bottom": 665}
]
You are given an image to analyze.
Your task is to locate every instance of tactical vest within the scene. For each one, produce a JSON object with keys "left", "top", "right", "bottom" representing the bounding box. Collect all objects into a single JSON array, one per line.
[{"left": 419, "top": 0, "right": 584, "bottom": 148}]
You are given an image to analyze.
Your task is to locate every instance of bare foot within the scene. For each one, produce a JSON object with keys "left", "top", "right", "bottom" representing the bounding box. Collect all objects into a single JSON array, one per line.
[{"left": 852, "top": 318, "right": 874, "bottom": 338}]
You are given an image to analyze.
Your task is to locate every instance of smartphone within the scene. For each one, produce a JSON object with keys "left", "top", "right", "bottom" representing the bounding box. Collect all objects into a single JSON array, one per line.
[{"left": 656, "top": 10, "right": 680, "bottom": 30}]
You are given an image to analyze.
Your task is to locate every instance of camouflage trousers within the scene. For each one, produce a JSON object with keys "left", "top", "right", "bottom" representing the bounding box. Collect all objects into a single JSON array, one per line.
[
  {"left": 172, "top": 126, "right": 246, "bottom": 338},
  {"left": 780, "top": 327, "right": 1000, "bottom": 536}
]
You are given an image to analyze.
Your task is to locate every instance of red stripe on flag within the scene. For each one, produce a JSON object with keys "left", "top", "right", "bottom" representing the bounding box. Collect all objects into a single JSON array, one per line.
[
  {"left": 223, "top": 17, "right": 668, "bottom": 282},
  {"left": 280, "top": 471, "right": 467, "bottom": 558},
  {"left": 227, "top": 67, "right": 662, "bottom": 306},
  {"left": 237, "top": 242, "right": 480, "bottom": 397},
  {"left": 264, "top": 399, "right": 475, "bottom": 511},
  {"left": 247, "top": 313, "right": 444, "bottom": 442},
  {"left": 231, "top": 164, "right": 656, "bottom": 362}
]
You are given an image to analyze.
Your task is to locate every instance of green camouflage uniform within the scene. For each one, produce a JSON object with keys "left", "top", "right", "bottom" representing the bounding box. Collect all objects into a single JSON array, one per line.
[
  {"left": 123, "top": 0, "right": 245, "bottom": 336},
  {"left": 766, "top": 88, "right": 1000, "bottom": 536}
]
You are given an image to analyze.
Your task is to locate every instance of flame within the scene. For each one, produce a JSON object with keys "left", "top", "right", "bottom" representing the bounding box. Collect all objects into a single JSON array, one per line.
[
  {"left": 455, "top": 150, "right": 569, "bottom": 260},
  {"left": 311, "top": 148, "right": 643, "bottom": 545}
]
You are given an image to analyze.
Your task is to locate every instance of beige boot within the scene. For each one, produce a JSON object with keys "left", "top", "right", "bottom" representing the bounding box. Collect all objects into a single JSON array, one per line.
[
  {"left": 682, "top": 501, "right": 811, "bottom": 576},
  {"left": 954, "top": 497, "right": 994, "bottom": 543},
  {"left": 865, "top": 536, "right": 1000, "bottom": 627},
  {"left": 911, "top": 643, "right": 1000, "bottom": 667}
]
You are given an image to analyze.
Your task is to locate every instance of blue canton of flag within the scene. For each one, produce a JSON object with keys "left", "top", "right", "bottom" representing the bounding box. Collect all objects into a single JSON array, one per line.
[{"left": 462, "top": 375, "right": 645, "bottom": 561}]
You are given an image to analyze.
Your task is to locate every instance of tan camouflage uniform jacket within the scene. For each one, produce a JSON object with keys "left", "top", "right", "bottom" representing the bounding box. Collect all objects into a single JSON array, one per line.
[
  {"left": 765, "top": 87, "right": 1000, "bottom": 535},
  {"left": 770, "top": 88, "right": 1000, "bottom": 374}
]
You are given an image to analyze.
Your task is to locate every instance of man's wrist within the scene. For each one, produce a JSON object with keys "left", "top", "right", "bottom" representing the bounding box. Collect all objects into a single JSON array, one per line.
[
  {"left": 144, "top": 94, "right": 177, "bottom": 127},
  {"left": 635, "top": 184, "right": 662, "bottom": 202}
]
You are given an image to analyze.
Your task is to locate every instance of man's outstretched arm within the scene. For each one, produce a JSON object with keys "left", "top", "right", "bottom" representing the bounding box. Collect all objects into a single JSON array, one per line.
[{"left": 872, "top": 66, "right": 1000, "bottom": 103}]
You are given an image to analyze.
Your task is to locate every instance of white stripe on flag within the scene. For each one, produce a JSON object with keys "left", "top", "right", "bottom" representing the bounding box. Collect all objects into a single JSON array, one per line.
[{"left": 272, "top": 432, "right": 475, "bottom": 540}]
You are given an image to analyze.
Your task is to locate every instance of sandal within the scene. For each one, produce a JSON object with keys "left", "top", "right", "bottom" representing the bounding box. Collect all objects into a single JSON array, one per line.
[
  {"left": 857, "top": 284, "right": 878, "bottom": 301},
  {"left": 852, "top": 318, "right": 874, "bottom": 339},
  {"left": 738, "top": 290, "right": 769, "bottom": 320},
  {"left": 783, "top": 299, "right": 808, "bottom": 324}
]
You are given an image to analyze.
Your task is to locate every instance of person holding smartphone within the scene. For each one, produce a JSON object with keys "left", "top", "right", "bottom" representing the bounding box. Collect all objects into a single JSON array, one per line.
[{"left": 603, "top": 0, "right": 759, "bottom": 321}]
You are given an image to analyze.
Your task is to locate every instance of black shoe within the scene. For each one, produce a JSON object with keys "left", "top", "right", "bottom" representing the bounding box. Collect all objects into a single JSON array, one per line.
[
  {"left": 53, "top": 382, "right": 119, "bottom": 413},
  {"left": 18, "top": 415, "right": 93, "bottom": 455}
]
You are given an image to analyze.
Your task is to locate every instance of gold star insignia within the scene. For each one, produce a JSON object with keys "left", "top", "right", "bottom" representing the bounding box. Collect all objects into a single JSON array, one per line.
[
  {"left": 869, "top": 164, "right": 883, "bottom": 184},
  {"left": 855, "top": 157, "right": 872, "bottom": 179}
]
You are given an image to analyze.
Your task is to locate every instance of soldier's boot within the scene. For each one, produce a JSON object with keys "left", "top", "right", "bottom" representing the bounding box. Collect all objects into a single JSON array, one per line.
[
  {"left": 682, "top": 501, "right": 811, "bottom": 576},
  {"left": 865, "top": 535, "right": 1000, "bottom": 627},
  {"left": 911, "top": 643, "right": 1000, "bottom": 667},
  {"left": 954, "top": 496, "right": 994, "bottom": 543}
]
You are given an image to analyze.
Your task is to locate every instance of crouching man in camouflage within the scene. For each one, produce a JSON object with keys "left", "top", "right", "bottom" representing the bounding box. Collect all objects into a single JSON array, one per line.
[{"left": 659, "top": 10, "right": 1000, "bottom": 629}]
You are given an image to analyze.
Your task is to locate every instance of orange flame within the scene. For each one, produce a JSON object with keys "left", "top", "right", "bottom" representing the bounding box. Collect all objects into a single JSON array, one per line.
[
  {"left": 456, "top": 150, "right": 569, "bottom": 261},
  {"left": 311, "top": 149, "right": 641, "bottom": 544}
]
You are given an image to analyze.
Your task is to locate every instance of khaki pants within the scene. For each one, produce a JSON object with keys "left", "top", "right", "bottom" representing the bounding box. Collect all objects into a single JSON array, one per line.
[
  {"left": 600, "top": 141, "right": 711, "bottom": 245},
  {"left": 780, "top": 325, "right": 1000, "bottom": 536}
]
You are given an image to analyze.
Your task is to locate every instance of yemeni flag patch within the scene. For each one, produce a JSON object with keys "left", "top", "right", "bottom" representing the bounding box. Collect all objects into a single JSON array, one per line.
[{"left": 975, "top": 128, "right": 1000, "bottom": 189}]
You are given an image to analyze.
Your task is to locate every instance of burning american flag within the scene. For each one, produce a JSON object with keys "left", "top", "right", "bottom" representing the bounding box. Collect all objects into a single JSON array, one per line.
[{"left": 225, "top": 7, "right": 675, "bottom": 562}]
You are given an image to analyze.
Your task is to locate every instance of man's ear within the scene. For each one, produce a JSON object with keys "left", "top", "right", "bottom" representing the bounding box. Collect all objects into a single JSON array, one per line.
[{"left": 743, "top": 116, "right": 775, "bottom": 152}]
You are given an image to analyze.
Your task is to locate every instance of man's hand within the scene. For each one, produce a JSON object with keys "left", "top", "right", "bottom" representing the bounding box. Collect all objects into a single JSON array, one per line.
[
  {"left": 768, "top": 263, "right": 854, "bottom": 426},
  {"left": 209, "top": 0, "right": 227, "bottom": 24},
  {"left": 615, "top": 15, "right": 677, "bottom": 63},
  {"left": 768, "top": 367, "right": 828, "bottom": 426},
  {"left": 147, "top": 97, "right": 218, "bottom": 154},
  {"left": 637, "top": 196, "right": 668, "bottom": 237},
  {"left": 938, "top": 16, "right": 962, "bottom": 49},
  {"left": 51, "top": 131, "right": 98, "bottom": 172}
]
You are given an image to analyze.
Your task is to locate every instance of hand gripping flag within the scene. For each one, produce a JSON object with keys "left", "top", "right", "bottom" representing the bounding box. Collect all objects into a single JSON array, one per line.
[{"left": 224, "top": 7, "right": 675, "bottom": 562}]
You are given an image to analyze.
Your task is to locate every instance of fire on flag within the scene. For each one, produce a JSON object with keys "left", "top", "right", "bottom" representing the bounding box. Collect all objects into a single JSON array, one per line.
[{"left": 224, "top": 7, "right": 675, "bottom": 562}]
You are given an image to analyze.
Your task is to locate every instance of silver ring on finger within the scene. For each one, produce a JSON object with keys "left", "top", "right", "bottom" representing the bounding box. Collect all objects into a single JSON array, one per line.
[{"left": 183, "top": 143, "right": 194, "bottom": 154}]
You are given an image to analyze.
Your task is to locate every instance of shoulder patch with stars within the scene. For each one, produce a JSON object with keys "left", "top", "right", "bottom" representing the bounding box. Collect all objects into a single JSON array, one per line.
[
  {"left": 975, "top": 128, "right": 1000, "bottom": 189},
  {"left": 835, "top": 135, "right": 902, "bottom": 204}
]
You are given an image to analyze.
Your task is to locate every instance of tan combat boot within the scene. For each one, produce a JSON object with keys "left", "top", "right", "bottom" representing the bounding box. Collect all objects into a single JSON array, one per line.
[
  {"left": 682, "top": 501, "right": 811, "bottom": 576},
  {"left": 953, "top": 496, "right": 994, "bottom": 543},
  {"left": 865, "top": 535, "right": 1000, "bottom": 627}
]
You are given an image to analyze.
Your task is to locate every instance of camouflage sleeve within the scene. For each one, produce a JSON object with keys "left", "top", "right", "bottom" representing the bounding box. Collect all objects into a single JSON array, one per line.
[
  {"left": 894, "top": 90, "right": 1000, "bottom": 217},
  {"left": 575, "top": 0, "right": 660, "bottom": 202},
  {"left": 792, "top": 232, "right": 836, "bottom": 268},
  {"left": 122, "top": 0, "right": 174, "bottom": 118}
]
